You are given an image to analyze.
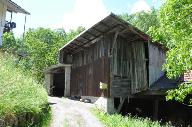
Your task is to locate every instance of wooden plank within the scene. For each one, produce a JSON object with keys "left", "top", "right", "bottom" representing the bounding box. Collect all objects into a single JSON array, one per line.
[
  {"left": 110, "top": 31, "right": 119, "bottom": 57},
  {"left": 117, "top": 98, "right": 125, "bottom": 113},
  {"left": 148, "top": 44, "right": 165, "bottom": 85},
  {"left": 110, "top": 78, "right": 131, "bottom": 97},
  {"left": 131, "top": 41, "right": 148, "bottom": 94}
]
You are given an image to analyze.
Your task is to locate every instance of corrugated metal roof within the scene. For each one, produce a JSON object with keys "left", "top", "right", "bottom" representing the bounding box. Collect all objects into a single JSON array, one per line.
[
  {"left": 44, "top": 64, "right": 71, "bottom": 73},
  {"left": 150, "top": 75, "right": 181, "bottom": 90},
  {"left": 59, "top": 13, "right": 166, "bottom": 55},
  {"left": 6, "top": 0, "right": 30, "bottom": 15}
]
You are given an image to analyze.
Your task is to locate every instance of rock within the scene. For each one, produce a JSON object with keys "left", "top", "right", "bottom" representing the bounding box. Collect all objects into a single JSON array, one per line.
[
  {"left": 80, "top": 99, "right": 84, "bottom": 102},
  {"left": 84, "top": 99, "right": 91, "bottom": 103}
]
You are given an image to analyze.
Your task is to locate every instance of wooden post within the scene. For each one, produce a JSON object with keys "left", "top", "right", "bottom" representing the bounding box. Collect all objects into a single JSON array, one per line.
[
  {"left": 45, "top": 73, "right": 53, "bottom": 95},
  {"left": 153, "top": 100, "right": 159, "bottom": 120},
  {"left": 110, "top": 31, "right": 119, "bottom": 57},
  {"left": 117, "top": 98, "right": 125, "bottom": 113},
  {"left": 64, "top": 66, "right": 71, "bottom": 97}
]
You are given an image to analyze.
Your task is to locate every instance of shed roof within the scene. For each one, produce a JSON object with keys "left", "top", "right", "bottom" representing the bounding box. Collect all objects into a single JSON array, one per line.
[
  {"left": 44, "top": 64, "right": 71, "bottom": 73},
  {"left": 59, "top": 13, "right": 165, "bottom": 54},
  {"left": 150, "top": 75, "right": 181, "bottom": 90},
  {"left": 6, "top": 0, "right": 30, "bottom": 15}
]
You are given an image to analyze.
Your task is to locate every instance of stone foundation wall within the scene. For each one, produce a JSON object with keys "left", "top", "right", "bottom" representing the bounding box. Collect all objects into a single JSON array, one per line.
[
  {"left": 0, "top": 106, "right": 50, "bottom": 127},
  {"left": 0, "top": 113, "right": 36, "bottom": 127}
]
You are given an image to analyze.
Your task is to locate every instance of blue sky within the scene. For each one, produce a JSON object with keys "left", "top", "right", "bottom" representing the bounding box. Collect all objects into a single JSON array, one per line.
[{"left": 9, "top": 0, "right": 164, "bottom": 37}]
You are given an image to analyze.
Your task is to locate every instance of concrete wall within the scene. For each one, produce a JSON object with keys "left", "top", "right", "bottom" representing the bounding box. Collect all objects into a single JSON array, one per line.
[
  {"left": 45, "top": 73, "right": 53, "bottom": 95},
  {"left": 81, "top": 96, "right": 116, "bottom": 114},
  {"left": 0, "top": 1, "right": 7, "bottom": 46},
  {"left": 65, "top": 66, "right": 71, "bottom": 97}
]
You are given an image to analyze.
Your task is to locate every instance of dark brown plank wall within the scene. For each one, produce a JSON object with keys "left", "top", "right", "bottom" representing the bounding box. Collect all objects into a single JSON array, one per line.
[{"left": 70, "top": 35, "right": 111, "bottom": 97}]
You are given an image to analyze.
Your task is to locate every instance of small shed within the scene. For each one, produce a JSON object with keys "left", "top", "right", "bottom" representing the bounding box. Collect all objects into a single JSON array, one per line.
[{"left": 44, "top": 64, "right": 71, "bottom": 97}]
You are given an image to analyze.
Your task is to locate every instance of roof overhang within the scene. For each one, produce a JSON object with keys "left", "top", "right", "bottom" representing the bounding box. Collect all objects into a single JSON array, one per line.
[
  {"left": 44, "top": 64, "right": 71, "bottom": 73},
  {"left": 59, "top": 13, "right": 161, "bottom": 55},
  {"left": 6, "top": 0, "right": 30, "bottom": 15}
]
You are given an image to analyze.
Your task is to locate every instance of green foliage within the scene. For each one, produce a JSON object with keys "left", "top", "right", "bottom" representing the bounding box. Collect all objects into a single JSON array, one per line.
[
  {"left": 166, "top": 82, "right": 192, "bottom": 105},
  {"left": 150, "top": 0, "right": 192, "bottom": 78},
  {"left": 2, "top": 32, "right": 17, "bottom": 52},
  {"left": 92, "top": 108, "right": 171, "bottom": 127},
  {"left": 32, "top": 107, "right": 52, "bottom": 127},
  {"left": 120, "top": 8, "right": 159, "bottom": 33},
  {"left": 148, "top": 0, "right": 192, "bottom": 104},
  {"left": 0, "top": 52, "right": 48, "bottom": 117},
  {"left": 2, "top": 27, "right": 84, "bottom": 82}
]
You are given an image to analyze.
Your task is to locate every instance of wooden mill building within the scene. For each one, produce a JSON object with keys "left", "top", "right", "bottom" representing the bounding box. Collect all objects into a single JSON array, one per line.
[{"left": 45, "top": 13, "right": 192, "bottom": 124}]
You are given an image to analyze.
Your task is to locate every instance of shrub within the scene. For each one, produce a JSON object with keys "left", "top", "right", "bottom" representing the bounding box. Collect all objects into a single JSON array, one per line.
[{"left": 0, "top": 52, "right": 48, "bottom": 126}]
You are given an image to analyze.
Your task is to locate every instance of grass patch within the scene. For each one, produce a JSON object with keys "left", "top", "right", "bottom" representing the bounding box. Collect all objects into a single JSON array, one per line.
[
  {"left": 92, "top": 108, "right": 171, "bottom": 127},
  {"left": 33, "top": 106, "right": 52, "bottom": 127},
  {"left": 0, "top": 52, "right": 50, "bottom": 126}
]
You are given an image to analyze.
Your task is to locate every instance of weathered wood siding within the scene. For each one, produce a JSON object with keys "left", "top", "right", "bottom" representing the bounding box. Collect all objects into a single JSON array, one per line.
[
  {"left": 70, "top": 36, "right": 110, "bottom": 97},
  {"left": 131, "top": 41, "right": 148, "bottom": 93},
  {"left": 110, "top": 36, "right": 148, "bottom": 96},
  {"left": 110, "top": 36, "right": 132, "bottom": 97},
  {"left": 69, "top": 34, "right": 162, "bottom": 97},
  {"left": 148, "top": 44, "right": 165, "bottom": 85}
]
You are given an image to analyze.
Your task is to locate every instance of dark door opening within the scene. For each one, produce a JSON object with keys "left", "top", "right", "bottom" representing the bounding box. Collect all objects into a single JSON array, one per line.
[{"left": 52, "top": 73, "right": 65, "bottom": 97}]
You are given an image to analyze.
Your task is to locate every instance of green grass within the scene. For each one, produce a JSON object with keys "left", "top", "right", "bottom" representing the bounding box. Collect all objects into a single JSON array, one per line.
[
  {"left": 0, "top": 52, "right": 50, "bottom": 126},
  {"left": 92, "top": 108, "right": 171, "bottom": 127},
  {"left": 33, "top": 107, "right": 52, "bottom": 127}
]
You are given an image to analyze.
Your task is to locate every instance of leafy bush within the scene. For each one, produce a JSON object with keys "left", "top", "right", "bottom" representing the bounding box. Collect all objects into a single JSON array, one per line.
[
  {"left": 148, "top": 0, "right": 192, "bottom": 104},
  {"left": 0, "top": 52, "right": 48, "bottom": 117},
  {"left": 166, "top": 82, "right": 192, "bottom": 105},
  {"left": 92, "top": 108, "right": 171, "bottom": 127}
]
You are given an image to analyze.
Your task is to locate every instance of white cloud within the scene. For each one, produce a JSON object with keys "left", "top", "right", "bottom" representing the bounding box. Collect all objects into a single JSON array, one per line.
[
  {"left": 58, "top": 0, "right": 109, "bottom": 31},
  {"left": 131, "top": 0, "right": 151, "bottom": 14}
]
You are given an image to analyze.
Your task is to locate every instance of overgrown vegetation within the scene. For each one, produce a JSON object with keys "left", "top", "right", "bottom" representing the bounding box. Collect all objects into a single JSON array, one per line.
[
  {"left": 0, "top": 52, "right": 49, "bottom": 126},
  {"left": 92, "top": 108, "right": 171, "bottom": 127},
  {"left": 149, "top": 0, "right": 192, "bottom": 104},
  {"left": 2, "top": 27, "right": 84, "bottom": 83},
  {"left": 120, "top": 8, "right": 159, "bottom": 34}
]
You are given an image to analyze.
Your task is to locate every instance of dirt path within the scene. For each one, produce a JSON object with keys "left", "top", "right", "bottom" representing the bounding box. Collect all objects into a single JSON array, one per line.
[{"left": 48, "top": 97, "right": 104, "bottom": 127}]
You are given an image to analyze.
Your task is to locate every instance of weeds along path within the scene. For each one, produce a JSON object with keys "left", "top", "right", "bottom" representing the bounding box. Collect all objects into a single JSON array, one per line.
[{"left": 48, "top": 97, "right": 103, "bottom": 127}]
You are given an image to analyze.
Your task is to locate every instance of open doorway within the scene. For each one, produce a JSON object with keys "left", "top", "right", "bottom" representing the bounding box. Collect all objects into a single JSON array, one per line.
[
  {"left": 45, "top": 64, "right": 71, "bottom": 97},
  {"left": 52, "top": 72, "right": 65, "bottom": 97}
]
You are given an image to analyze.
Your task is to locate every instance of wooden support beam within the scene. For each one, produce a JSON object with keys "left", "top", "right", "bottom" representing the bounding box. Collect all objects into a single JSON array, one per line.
[
  {"left": 117, "top": 98, "right": 125, "bottom": 113},
  {"left": 110, "top": 15, "right": 149, "bottom": 41},
  {"left": 81, "top": 36, "right": 91, "bottom": 41},
  {"left": 110, "top": 31, "right": 119, "bottom": 57},
  {"left": 92, "top": 27, "right": 105, "bottom": 34},
  {"left": 71, "top": 35, "right": 103, "bottom": 54},
  {"left": 100, "top": 21, "right": 110, "bottom": 29},
  {"left": 86, "top": 31, "right": 100, "bottom": 38},
  {"left": 153, "top": 100, "right": 159, "bottom": 120}
]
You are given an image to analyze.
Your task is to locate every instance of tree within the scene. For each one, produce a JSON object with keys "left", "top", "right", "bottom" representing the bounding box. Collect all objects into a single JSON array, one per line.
[
  {"left": 149, "top": 0, "right": 192, "bottom": 104},
  {"left": 120, "top": 8, "right": 160, "bottom": 33},
  {"left": 2, "top": 27, "right": 85, "bottom": 83}
]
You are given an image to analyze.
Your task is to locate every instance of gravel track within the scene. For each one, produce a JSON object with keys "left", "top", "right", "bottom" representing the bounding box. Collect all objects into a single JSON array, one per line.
[{"left": 48, "top": 97, "right": 103, "bottom": 127}]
